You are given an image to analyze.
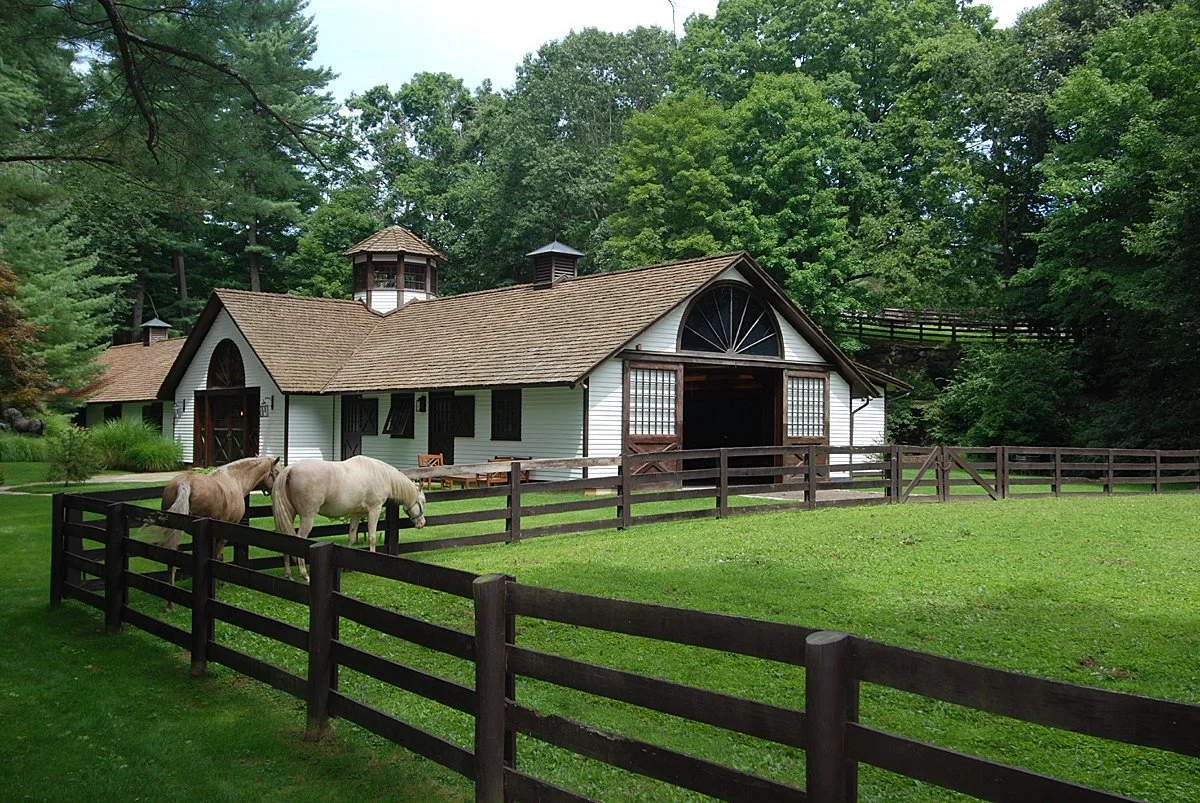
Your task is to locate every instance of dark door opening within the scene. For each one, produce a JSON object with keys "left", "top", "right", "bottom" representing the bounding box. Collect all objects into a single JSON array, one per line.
[
  {"left": 193, "top": 388, "right": 259, "bottom": 467},
  {"left": 428, "top": 391, "right": 455, "bottom": 464},
  {"left": 683, "top": 366, "right": 780, "bottom": 484}
]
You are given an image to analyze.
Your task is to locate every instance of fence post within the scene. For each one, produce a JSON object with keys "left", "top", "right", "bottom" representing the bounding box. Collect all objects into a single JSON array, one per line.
[
  {"left": 717, "top": 448, "right": 729, "bottom": 518},
  {"left": 1053, "top": 447, "right": 1062, "bottom": 497},
  {"left": 305, "top": 542, "right": 335, "bottom": 741},
  {"left": 807, "top": 445, "right": 818, "bottom": 510},
  {"left": 1154, "top": 452, "right": 1162, "bottom": 494},
  {"left": 50, "top": 493, "right": 65, "bottom": 608},
  {"left": 805, "top": 631, "right": 857, "bottom": 803},
  {"left": 996, "top": 446, "right": 1008, "bottom": 500},
  {"left": 619, "top": 453, "right": 632, "bottom": 530},
  {"left": 1106, "top": 449, "right": 1114, "bottom": 495},
  {"left": 507, "top": 463, "right": 522, "bottom": 542},
  {"left": 104, "top": 503, "right": 127, "bottom": 634},
  {"left": 384, "top": 499, "right": 400, "bottom": 555},
  {"left": 66, "top": 503, "right": 83, "bottom": 588},
  {"left": 504, "top": 583, "right": 518, "bottom": 771},
  {"left": 937, "top": 447, "right": 949, "bottom": 503},
  {"left": 474, "top": 574, "right": 509, "bottom": 803},
  {"left": 190, "top": 519, "right": 214, "bottom": 677}
]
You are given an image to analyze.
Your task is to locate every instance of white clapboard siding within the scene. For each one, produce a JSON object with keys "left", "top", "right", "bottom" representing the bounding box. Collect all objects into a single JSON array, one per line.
[
  {"left": 853, "top": 395, "right": 887, "bottom": 450},
  {"left": 586, "top": 359, "right": 624, "bottom": 478},
  {"left": 173, "top": 310, "right": 283, "bottom": 463},
  {"left": 287, "top": 395, "right": 335, "bottom": 461}
]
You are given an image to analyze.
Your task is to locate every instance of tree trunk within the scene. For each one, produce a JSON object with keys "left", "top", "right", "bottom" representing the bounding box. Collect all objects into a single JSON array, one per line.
[
  {"left": 131, "top": 273, "right": 145, "bottom": 332},
  {"left": 248, "top": 219, "right": 261, "bottom": 292}
]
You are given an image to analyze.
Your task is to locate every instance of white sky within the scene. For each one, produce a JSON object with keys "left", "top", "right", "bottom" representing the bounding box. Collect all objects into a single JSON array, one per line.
[{"left": 306, "top": 0, "right": 1041, "bottom": 102}]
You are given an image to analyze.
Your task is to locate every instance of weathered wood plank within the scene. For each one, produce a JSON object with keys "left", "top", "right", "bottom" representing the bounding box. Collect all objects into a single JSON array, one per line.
[
  {"left": 509, "top": 645, "right": 805, "bottom": 748},
  {"left": 328, "top": 693, "right": 475, "bottom": 779},
  {"left": 125, "top": 570, "right": 191, "bottom": 608},
  {"left": 334, "top": 593, "right": 475, "bottom": 660},
  {"left": 508, "top": 584, "right": 813, "bottom": 665},
  {"left": 206, "top": 642, "right": 306, "bottom": 698},
  {"left": 333, "top": 546, "right": 478, "bottom": 598},
  {"left": 211, "top": 561, "right": 309, "bottom": 604},
  {"left": 846, "top": 724, "right": 1135, "bottom": 803},
  {"left": 121, "top": 605, "right": 190, "bottom": 649},
  {"left": 504, "top": 769, "right": 597, "bottom": 803},
  {"left": 333, "top": 642, "right": 475, "bottom": 713},
  {"left": 851, "top": 638, "right": 1200, "bottom": 756},
  {"left": 507, "top": 704, "right": 805, "bottom": 803},
  {"left": 209, "top": 600, "right": 308, "bottom": 651}
]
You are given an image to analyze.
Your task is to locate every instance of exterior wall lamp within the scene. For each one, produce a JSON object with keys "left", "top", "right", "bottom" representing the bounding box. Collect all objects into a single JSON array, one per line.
[
  {"left": 260, "top": 395, "right": 274, "bottom": 418},
  {"left": 417, "top": 395, "right": 427, "bottom": 413},
  {"left": 176, "top": 398, "right": 187, "bottom": 414}
]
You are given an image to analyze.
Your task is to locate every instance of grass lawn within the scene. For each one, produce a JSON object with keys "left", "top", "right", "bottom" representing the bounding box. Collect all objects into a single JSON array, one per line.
[
  {"left": 0, "top": 491, "right": 472, "bottom": 802},
  {"left": 8, "top": 466, "right": 1200, "bottom": 801},
  {"left": 0, "top": 461, "right": 125, "bottom": 489}
]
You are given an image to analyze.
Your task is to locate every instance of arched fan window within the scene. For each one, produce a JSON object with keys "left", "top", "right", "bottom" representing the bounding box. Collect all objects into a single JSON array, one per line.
[
  {"left": 680, "top": 284, "right": 781, "bottom": 357},
  {"left": 207, "top": 339, "right": 246, "bottom": 388}
]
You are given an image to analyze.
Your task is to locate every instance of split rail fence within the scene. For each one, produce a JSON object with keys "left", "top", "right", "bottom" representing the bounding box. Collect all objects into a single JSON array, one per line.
[{"left": 50, "top": 461, "right": 1200, "bottom": 803}]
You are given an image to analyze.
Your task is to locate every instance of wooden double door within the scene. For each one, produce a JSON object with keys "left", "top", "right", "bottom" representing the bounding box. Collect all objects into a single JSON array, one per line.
[{"left": 193, "top": 388, "right": 260, "bottom": 467}]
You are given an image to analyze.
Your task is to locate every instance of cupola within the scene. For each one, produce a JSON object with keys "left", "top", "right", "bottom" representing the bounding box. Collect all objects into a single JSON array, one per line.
[
  {"left": 343, "top": 225, "right": 444, "bottom": 313},
  {"left": 527, "top": 241, "right": 583, "bottom": 289},
  {"left": 140, "top": 318, "right": 172, "bottom": 346}
]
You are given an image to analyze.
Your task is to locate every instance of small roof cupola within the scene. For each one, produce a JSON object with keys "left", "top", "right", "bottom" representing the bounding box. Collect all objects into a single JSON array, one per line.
[
  {"left": 343, "top": 225, "right": 444, "bottom": 313},
  {"left": 140, "top": 318, "right": 172, "bottom": 346},
  {"left": 528, "top": 241, "right": 583, "bottom": 289}
]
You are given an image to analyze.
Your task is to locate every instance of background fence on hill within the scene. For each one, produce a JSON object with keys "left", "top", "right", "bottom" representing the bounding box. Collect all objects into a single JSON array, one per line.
[
  {"left": 49, "top": 453, "right": 1200, "bottom": 802},
  {"left": 839, "top": 308, "right": 1070, "bottom": 344}
]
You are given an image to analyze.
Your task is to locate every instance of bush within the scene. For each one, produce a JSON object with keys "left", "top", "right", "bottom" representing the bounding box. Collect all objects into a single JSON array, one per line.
[
  {"left": 0, "top": 431, "right": 50, "bottom": 461},
  {"left": 46, "top": 426, "right": 100, "bottom": 485},
  {"left": 89, "top": 418, "right": 182, "bottom": 472},
  {"left": 124, "top": 439, "right": 183, "bottom": 472}
]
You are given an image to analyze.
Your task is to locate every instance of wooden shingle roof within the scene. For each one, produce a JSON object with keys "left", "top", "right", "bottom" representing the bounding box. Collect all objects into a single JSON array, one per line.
[
  {"left": 159, "top": 252, "right": 879, "bottom": 398},
  {"left": 326, "top": 253, "right": 748, "bottom": 392},
  {"left": 342, "top": 225, "right": 444, "bottom": 259},
  {"left": 89, "top": 338, "right": 186, "bottom": 403}
]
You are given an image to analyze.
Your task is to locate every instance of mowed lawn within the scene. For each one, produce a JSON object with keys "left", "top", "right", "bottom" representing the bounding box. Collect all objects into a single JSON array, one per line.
[{"left": 5, "top": 480, "right": 1200, "bottom": 801}]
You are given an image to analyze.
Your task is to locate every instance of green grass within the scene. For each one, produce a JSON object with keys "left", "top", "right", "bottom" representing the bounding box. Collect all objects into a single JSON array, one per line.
[
  {"left": 0, "top": 492, "right": 471, "bottom": 802},
  {"left": 0, "top": 461, "right": 125, "bottom": 488},
  {"left": 12, "top": 470, "right": 1200, "bottom": 801},
  {"left": 188, "top": 494, "right": 1200, "bottom": 802}
]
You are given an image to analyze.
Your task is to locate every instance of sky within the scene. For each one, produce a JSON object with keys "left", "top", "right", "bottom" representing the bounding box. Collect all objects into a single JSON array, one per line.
[{"left": 305, "top": 0, "right": 1042, "bottom": 103}]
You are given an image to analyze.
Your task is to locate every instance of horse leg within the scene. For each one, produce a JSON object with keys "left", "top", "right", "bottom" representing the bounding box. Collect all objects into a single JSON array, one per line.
[
  {"left": 347, "top": 514, "right": 361, "bottom": 547},
  {"left": 366, "top": 506, "right": 381, "bottom": 552},
  {"left": 294, "top": 513, "right": 315, "bottom": 582}
]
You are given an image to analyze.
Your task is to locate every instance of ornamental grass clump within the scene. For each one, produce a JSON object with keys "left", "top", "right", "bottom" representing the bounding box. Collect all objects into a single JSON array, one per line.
[
  {"left": 0, "top": 431, "right": 50, "bottom": 461},
  {"left": 89, "top": 419, "right": 181, "bottom": 472}
]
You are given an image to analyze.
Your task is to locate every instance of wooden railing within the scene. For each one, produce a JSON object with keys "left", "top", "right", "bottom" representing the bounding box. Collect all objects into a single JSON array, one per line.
[{"left": 49, "top": 482, "right": 1200, "bottom": 803}]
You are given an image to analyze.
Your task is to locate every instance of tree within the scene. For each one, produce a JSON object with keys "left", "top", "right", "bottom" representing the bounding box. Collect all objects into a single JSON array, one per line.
[
  {"left": 0, "top": 261, "right": 48, "bottom": 411},
  {"left": 0, "top": 208, "right": 125, "bottom": 408}
]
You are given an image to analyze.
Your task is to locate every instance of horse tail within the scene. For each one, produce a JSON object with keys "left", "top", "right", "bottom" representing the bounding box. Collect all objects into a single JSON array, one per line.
[
  {"left": 272, "top": 466, "right": 298, "bottom": 536},
  {"left": 159, "top": 480, "right": 192, "bottom": 550}
]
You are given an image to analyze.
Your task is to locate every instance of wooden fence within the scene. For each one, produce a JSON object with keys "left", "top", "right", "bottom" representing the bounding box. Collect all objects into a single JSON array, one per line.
[
  {"left": 50, "top": 478, "right": 1200, "bottom": 803},
  {"left": 391, "top": 444, "right": 1200, "bottom": 554}
]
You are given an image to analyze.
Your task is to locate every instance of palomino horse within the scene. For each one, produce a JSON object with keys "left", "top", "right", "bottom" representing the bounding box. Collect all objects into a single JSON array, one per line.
[
  {"left": 158, "top": 455, "right": 281, "bottom": 609},
  {"left": 272, "top": 455, "right": 426, "bottom": 581}
]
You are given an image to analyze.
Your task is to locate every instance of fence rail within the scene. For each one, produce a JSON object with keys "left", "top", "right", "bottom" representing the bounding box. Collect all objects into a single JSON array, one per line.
[{"left": 47, "top": 459, "right": 1200, "bottom": 802}]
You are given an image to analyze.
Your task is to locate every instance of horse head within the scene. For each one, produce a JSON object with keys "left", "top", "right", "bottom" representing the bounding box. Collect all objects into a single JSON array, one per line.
[
  {"left": 404, "top": 490, "right": 427, "bottom": 529},
  {"left": 256, "top": 456, "right": 282, "bottom": 496},
  {"left": 2, "top": 408, "right": 18, "bottom": 424}
]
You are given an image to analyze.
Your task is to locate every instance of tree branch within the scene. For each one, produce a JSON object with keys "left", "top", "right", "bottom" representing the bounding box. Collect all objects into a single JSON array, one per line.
[
  {"left": 95, "top": 0, "right": 159, "bottom": 155},
  {"left": 0, "top": 154, "right": 118, "bottom": 165}
]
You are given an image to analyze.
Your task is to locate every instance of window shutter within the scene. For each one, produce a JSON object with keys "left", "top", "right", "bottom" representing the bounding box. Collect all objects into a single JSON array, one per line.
[
  {"left": 384, "top": 393, "right": 415, "bottom": 438},
  {"left": 491, "top": 388, "right": 522, "bottom": 441},
  {"left": 453, "top": 395, "right": 475, "bottom": 437}
]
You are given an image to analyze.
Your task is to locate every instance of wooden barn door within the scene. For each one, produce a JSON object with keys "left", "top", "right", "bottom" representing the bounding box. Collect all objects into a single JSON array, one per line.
[
  {"left": 193, "top": 388, "right": 259, "bottom": 466},
  {"left": 428, "top": 391, "right": 455, "bottom": 464},
  {"left": 624, "top": 362, "right": 683, "bottom": 475},
  {"left": 341, "top": 395, "right": 378, "bottom": 459}
]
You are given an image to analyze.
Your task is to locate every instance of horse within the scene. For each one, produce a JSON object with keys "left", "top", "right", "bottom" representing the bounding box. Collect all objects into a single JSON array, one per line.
[
  {"left": 272, "top": 455, "right": 426, "bottom": 581},
  {"left": 157, "top": 455, "right": 280, "bottom": 610},
  {"left": 3, "top": 408, "right": 45, "bottom": 436}
]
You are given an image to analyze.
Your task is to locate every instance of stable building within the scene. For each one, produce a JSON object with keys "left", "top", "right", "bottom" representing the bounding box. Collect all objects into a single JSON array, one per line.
[
  {"left": 84, "top": 318, "right": 183, "bottom": 433},
  {"left": 155, "top": 226, "right": 895, "bottom": 476}
]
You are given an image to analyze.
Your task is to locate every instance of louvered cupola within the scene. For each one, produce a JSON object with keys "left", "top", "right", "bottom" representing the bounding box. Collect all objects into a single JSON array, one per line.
[
  {"left": 140, "top": 318, "right": 172, "bottom": 346},
  {"left": 343, "top": 225, "right": 444, "bottom": 313},
  {"left": 528, "top": 241, "right": 583, "bottom": 289}
]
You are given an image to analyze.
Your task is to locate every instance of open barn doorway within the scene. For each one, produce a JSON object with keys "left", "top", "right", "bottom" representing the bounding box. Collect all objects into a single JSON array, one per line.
[{"left": 682, "top": 366, "right": 780, "bottom": 484}]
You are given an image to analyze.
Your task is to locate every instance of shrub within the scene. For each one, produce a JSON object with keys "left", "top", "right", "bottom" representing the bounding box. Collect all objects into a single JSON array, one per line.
[
  {"left": 89, "top": 418, "right": 181, "bottom": 471},
  {"left": 0, "top": 431, "right": 50, "bottom": 462},
  {"left": 124, "top": 439, "right": 183, "bottom": 472},
  {"left": 46, "top": 426, "right": 100, "bottom": 485}
]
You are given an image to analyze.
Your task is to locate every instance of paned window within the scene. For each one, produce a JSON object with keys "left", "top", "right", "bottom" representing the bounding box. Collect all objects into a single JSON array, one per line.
[
  {"left": 383, "top": 393, "right": 414, "bottom": 438},
  {"left": 629, "top": 368, "right": 676, "bottom": 436},
  {"left": 787, "top": 376, "right": 826, "bottom": 438},
  {"left": 453, "top": 395, "right": 475, "bottom": 437},
  {"left": 352, "top": 263, "right": 368, "bottom": 294},
  {"left": 404, "top": 266, "right": 426, "bottom": 291},
  {"left": 681, "top": 284, "right": 780, "bottom": 357},
  {"left": 104, "top": 403, "right": 122, "bottom": 422},
  {"left": 491, "top": 388, "right": 521, "bottom": 441},
  {"left": 207, "top": 339, "right": 245, "bottom": 388},
  {"left": 373, "top": 264, "right": 398, "bottom": 289}
]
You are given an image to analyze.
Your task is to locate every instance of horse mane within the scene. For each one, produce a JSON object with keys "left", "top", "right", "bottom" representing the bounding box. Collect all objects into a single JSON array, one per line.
[{"left": 358, "top": 455, "right": 417, "bottom": 505}]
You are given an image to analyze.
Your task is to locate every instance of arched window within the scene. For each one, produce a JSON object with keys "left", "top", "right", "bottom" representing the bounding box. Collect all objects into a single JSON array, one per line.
[
  {"left": 207, "top": 339, "right": 245, "bottom": 388},
  {"left": 680, "top": 284, "right": 781, "bottom": 357}
]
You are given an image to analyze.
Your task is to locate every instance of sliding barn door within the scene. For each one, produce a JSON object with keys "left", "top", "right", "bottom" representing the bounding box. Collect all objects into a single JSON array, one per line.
[{"left": 624, "top": 362, "right": 683, "bottom": 475}]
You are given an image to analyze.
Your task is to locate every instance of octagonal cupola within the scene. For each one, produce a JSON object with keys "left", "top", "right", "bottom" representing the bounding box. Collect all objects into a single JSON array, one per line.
[{"left": 343, "top": 225, "right": 444, "bottom": 313}]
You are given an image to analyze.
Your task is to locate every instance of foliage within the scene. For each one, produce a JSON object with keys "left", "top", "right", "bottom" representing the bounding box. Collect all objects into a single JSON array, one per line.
[
  {"left": 89, "top": 418, "right": 180, "bottom": 472},
  {"left": 0, "top": 431, "right": 49, "bottom": 462},
  {"left": 925, "top": 344, "right": 1083, "bottom": 446},
  {"left": 0, "top": 261, "right": 47, "bottom": 410},
  {"left": 45, "top": 425, "right": 100, "bottom": 485}
]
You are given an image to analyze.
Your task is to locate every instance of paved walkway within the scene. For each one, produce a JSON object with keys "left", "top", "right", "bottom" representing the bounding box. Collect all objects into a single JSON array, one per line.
[{"left": 0, "top": 471, "right": 180, "bottom": 495}]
